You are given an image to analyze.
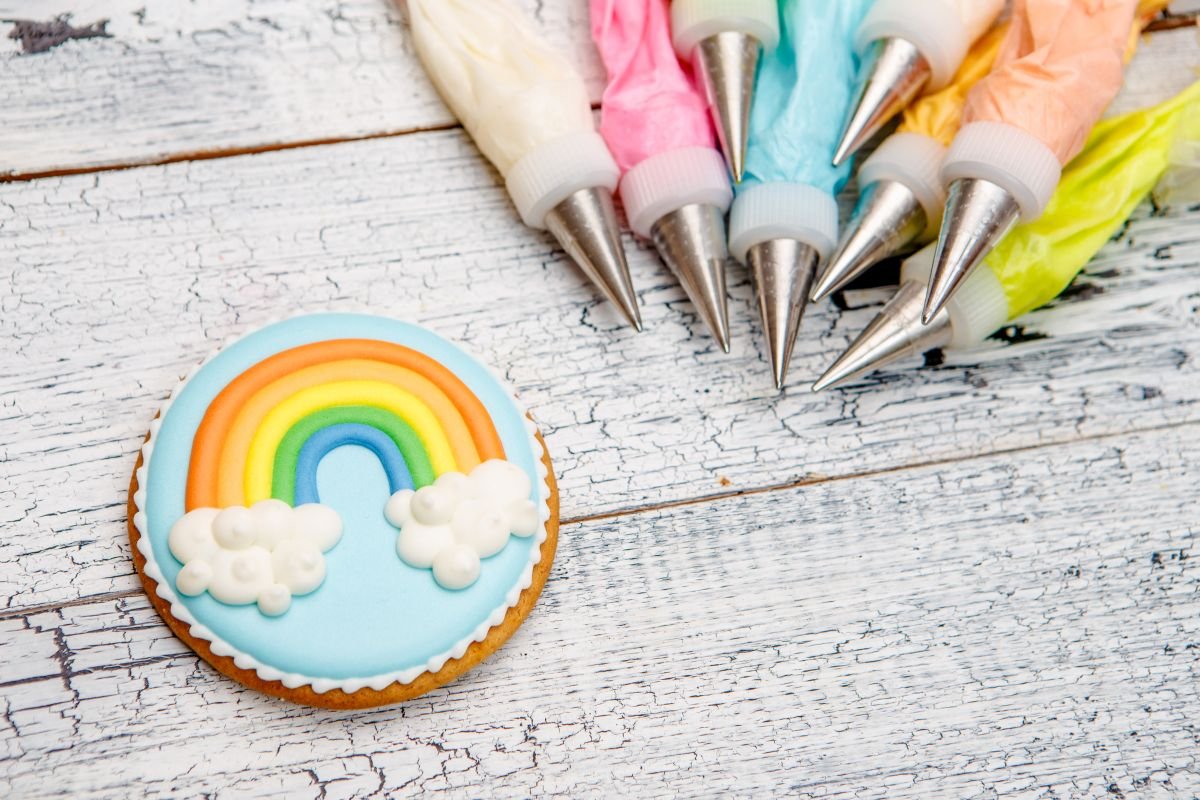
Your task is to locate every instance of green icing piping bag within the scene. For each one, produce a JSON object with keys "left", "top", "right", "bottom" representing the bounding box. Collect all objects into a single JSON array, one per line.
[{"left": 814, "top": 80, "right": 1200, "bottom": 391}]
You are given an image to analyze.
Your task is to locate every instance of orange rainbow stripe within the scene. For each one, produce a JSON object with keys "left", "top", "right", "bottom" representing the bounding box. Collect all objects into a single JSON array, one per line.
[{"left": 186, "top": 339, "right": 505, "bottom": 510}]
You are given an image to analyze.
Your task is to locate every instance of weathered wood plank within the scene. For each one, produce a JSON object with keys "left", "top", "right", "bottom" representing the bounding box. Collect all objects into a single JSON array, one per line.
[
  {"left": 2, "top": 425, "right": 1198, "bottom": 798},
  {"left": 2, "top": 98, "right": 1199, "bottom": 612},
  {"left": 0, "top": 1, "right": 1194, "bottom": 177},
  {"left": 1110, "top": 19, "right": 1200, "bottom": 117},
  {"left": 0, "top": 0, "right": 602, "bottom": 178}
]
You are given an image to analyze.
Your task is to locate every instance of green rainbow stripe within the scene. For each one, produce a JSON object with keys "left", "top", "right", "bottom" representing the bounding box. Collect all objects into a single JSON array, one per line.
[{"left": 270, "top": 405, "right": 437, "bottom": 504}]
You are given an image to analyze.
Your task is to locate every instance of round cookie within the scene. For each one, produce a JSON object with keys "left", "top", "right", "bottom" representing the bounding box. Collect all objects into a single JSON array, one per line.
[{"left": 128, "top": 314, "right": 558, "bottom": 708}]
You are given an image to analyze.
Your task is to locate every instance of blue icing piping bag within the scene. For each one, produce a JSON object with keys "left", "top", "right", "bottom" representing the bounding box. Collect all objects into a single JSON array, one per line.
[{"left": 727, "top": 0, "right": 873, "bottom": 389}]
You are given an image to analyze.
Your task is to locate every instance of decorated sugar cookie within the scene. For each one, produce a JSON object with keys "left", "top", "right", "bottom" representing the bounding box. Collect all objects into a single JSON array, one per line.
[{"left": 128, "top": 314, "right": 558, "bottom": 708}]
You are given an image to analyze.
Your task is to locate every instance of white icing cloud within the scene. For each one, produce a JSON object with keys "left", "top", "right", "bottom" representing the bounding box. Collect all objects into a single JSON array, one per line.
[
  {"left": 169, "top": 499, "right": 343, "bottom": 616},
  {"left": 385, "top": 459, "right": 541, "bottom": 590}
]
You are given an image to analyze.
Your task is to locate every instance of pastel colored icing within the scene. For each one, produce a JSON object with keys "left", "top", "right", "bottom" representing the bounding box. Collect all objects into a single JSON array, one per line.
[
  {"left": 273, "top": 406, "right": 435, "bottom": 504},
  {"left": 895, "top": 0, "right": 1166, "bottom": 155},
  {"left": 241, "top": 379, "right": 460, "bottom": 505},
  {"left": 899, "top": 22, "right": 1010, "bottom": 147},
  {"left": 386, "top": 460, "right": 541, "bottom": 592},
  {"left": 187, "top": 341, "right": 505, "bottom": 509},
  {"left": 962, "top": 0, "right": 1139, "bottom": 165},
  {"left": 170, "top": 500, "right": 342, "bottom": 616},
  {"left": 988, "top": 81, "right": 1200, "bottom": 320},
  {"left": 133, "top": 314, "right": 551, "bottom": 693},
  {"left": 741, "top": 0, "right": 873, "bottom": 194},
  {"left": 293, "top": 424, "right": 416, "bottom": 503},
  {"left": 947, "top": 0, "right": 1005, "bottom": 43},
  {"left": 406, "top": 0, "right": 594, "bottom": 176},
  {"left": 591, "top": 0, "right": 714, "bottom": 172}
]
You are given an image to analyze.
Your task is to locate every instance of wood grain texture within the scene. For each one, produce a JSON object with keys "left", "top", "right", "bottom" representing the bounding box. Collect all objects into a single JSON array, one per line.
[
  {"left": 0, "top": 2, "right": 1193, "bottom": 177},
  {"left": 3, "top": 425, "right": 1198, "bottom": 798},
  {"left": 2, "top": 92, "right": 1198, "bottom": 612},
  {"left": 2, "top": 4, "right": 1199, "bottom": 796},
  {"left": 0, "top": 0, "right": 603, "bottom": 178}
]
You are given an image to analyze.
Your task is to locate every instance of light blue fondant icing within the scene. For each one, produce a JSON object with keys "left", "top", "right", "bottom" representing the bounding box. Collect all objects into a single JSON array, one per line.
[
  {"left": 293, "top": 423, "right": 414, "bottom": 505},
  {"left": 144, "top": 314, "right": 541, "bottom": 680}
]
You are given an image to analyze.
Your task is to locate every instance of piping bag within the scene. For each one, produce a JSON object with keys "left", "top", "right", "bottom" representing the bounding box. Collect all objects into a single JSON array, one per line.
[
  {"left": 728, "top": 0, "right": 873, "bottom": 389},
  {"left": 923, "top": 0, "right": 1141, "bottom": 325},
  {"left": 670, "top": 0, "right": 780, "bottom": 182},
  {"left": 813, "top": 81, "right": 1200, "bottom": 392},
  {"left": 833, "top": 0, "right": 1004, "bottom": 166},
  {"left": 817, "top": 0, "right": 1169, "bottom": 303},
  {"left": 407, "top": 0, "right": 642, "bottom": 331},
  {"left": 592, "top": 0, "right": 734, "bottom": 350},
  {"left": 815, "top": 22, "right": 1010, "bottom": 303}
]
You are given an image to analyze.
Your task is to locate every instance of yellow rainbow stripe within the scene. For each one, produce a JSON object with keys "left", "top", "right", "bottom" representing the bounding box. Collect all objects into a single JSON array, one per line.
[{"left": 186, "top": 339, "right": 505, "bottom": 510}]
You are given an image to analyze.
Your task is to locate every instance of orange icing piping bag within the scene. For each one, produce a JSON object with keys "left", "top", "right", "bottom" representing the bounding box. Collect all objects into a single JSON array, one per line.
[
  {"left": 814, "top": 80, "right": 1200, "bottom": 391},
  {"left": 922, "top": 0, "right": 1141, "bottom": 325},
  {"left": 818, "top": 0, "right": 1170, "bottom": 306},
  {"left": 815, "top": 22, "right": 1010, "bottom": 302}
]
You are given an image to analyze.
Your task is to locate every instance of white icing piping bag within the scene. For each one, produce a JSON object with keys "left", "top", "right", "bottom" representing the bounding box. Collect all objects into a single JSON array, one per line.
[{"left": 407, "top": 0, "right": 642, "bottom": 330}]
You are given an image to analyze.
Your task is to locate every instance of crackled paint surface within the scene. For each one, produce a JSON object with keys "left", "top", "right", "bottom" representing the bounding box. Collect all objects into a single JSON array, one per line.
[{"left": 1, "top": 1, "right": 1199, "bottom": 797}]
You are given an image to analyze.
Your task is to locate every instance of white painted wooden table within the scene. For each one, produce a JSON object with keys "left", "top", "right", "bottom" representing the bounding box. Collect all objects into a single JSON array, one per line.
[{"left": 2, "top": 2, "right": 1199, "bottom": 797}]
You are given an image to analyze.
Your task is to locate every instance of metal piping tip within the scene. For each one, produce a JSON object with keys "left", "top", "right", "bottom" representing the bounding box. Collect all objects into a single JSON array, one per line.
[
  {"left": 544, "top": 186, "right": 642, "bottom": 332},
  {"left": 694, "top": 31, "right": 761, "bottom": 182},
  {"left": 811, "top": 179, "right": 926, "bottom": 302},
  {"left": 923, "top": 178, "right": 1020, "bottom": 325},
  {"left": 748, "top": 238, "right": 820, "bottom": 389},
  {"left": 812, "top": 280, "right": 953, "bottom": 392},
  {"left": 651, "top": 204, "right": 732, "bottom": 352},
  {"left": 833, "top": 37, "right": 932, "bottom": 167}
]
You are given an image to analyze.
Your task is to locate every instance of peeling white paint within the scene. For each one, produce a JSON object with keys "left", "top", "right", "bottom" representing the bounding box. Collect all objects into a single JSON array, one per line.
[{"left": 0, "top": 2, "right": 1198, "bottom": 796}]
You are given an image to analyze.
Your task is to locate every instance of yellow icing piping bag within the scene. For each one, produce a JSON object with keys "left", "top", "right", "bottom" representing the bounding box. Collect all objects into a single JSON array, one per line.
[
  {"left": 833, "top": 0, "right": 1004, "bottom": 166},
  {"left": 407, "top": 0, "right": 642, "bottom": 330},
  {"left": 922, "top": 0, "right": 1142, "bottom": 326},
  {"left": 670, "top": 0, "right": 780, "bottom": 182},
  {"left": 816, "top": 0, "right": 1171, "bottom": 305},
  {"left": 815, "top": 22, "right": 1009, "bottom": 303},
  {"left": 592, "top": 0, "right": 735, "bottom": 351},
  {"left": 813, "top": 81, "right": 1200, "bottom": 392},
  {"left": 1152, "top": 98, "right": 1200, "bottom": 205}
]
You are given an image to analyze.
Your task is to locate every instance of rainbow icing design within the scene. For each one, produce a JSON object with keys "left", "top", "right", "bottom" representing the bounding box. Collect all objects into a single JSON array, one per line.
[
  {"left": 133, "top": 314, "right": 550, "bottom": 693},
  {"left": 185, "top": 339, "right": 506, "bottom": 510}
]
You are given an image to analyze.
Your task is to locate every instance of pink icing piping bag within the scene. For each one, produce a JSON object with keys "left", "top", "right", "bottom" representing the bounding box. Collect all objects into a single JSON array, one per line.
[
  {"left": 592, "top": 0, "right": 734, "bottom": 350},
  {"left": 922, "top": 0, "right": 1139, "bottom": 325}
]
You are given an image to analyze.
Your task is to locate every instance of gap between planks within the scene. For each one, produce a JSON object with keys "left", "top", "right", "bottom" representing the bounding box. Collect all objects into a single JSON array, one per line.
[
  {"left": 0, "top": 10, "right": 1194, "bottom": 185},
  {"left": 0, "top": 99, "right": 584, "bottom": 184},
  {"left": 0, "top": 121, "right": 455, "bottom": 184},
  {"left": 4, "top": 414, "right": 1198, "bottom": 624}
]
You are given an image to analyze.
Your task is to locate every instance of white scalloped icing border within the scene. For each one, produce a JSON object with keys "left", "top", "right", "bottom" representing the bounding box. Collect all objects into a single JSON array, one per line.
[{"left": 131, "top": 312, "right": 553, "bottom": 695}]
